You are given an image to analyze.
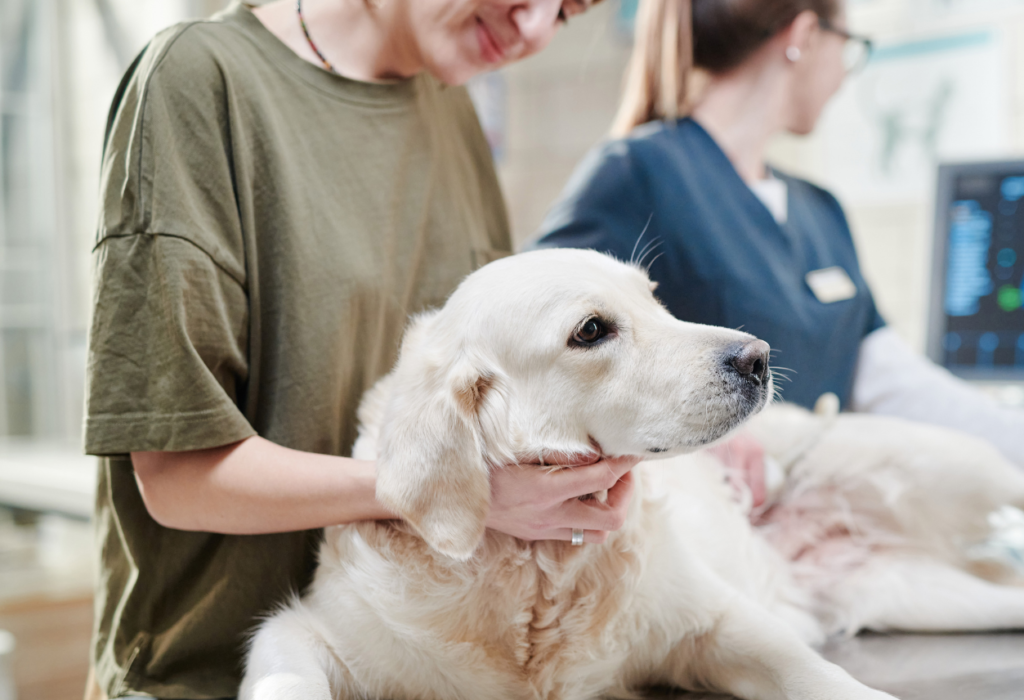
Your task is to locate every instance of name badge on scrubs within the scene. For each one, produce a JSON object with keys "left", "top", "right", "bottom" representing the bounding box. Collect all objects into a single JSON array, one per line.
[{"left": 805, "top": 266, "right": 857, "bottom": 304}]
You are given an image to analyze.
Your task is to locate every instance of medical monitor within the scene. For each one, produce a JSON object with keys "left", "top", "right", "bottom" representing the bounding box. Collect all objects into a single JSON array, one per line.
[{"left": 927, "top": 160, "right": 1024, "bottom": 381}]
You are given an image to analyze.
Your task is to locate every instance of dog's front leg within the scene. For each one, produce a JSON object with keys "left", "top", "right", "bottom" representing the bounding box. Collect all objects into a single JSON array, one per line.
[
  {"left": 240, "top": 607, "right": 356, "bottom": 700},
  {"left": 664, "top": 597, "right": 898, "bottom": 700}
]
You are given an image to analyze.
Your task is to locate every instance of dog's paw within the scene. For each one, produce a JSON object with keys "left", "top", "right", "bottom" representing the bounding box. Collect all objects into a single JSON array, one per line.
[{"left": 242, "top": 672, "right": 332, "bottom": 700}]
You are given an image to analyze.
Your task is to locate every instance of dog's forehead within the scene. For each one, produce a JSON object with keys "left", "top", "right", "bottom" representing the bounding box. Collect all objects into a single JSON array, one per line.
[{"left": 460, "top": 249, "right": 651, "bottom": 302}]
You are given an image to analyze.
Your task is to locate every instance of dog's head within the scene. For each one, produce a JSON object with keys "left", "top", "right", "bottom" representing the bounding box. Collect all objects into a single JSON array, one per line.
[{"left": 374, "top": 249, "right": 772, "bottom": 559}]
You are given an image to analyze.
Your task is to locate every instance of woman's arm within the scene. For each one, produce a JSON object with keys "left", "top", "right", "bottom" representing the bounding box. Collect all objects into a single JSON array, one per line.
[
  {"left": 132, "top": 437, "right": 639, "bottom": 540},
  {"left": 132, "top": 437, "right": 385, "bottom": 532},
  {"left": 850, "top": 327, "right": 1024, "bottom": 469}
]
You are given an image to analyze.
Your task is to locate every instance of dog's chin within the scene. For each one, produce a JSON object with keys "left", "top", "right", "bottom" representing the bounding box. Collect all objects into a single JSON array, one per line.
[
  {"left": 721, "top": 376, "right": 771, "bottom": 429},
  {"left": 696, "top": 398, "right": 765, "bottom": 445},
  {"left": 643, "top": 377, "right": 773, "bottom": 457},
  {"left": 699, "top": 370, "right": 774, "bottom": 443},
  {"left": 706, "top": 376, "right": 772, "bottom": 441}
]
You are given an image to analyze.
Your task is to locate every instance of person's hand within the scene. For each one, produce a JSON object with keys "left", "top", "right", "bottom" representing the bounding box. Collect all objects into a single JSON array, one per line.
[
  {"left": 485, "top": 455, "right": 641, "bottom": 544},
  {"left": 707, "top": 432, "right": 767, "bottom": 510}
]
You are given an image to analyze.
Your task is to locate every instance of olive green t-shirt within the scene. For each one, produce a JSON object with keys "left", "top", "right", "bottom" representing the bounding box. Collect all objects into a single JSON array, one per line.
[{"left": 83, "top": 4, "right": 510, "bottom": 697}]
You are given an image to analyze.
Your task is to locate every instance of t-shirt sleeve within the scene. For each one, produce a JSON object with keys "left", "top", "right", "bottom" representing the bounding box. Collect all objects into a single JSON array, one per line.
[
  {"left": 84, "top": 25, "right": 255, "bottom": 455},
  {"left": 98, "top": 24, "right": 246, "bottom": 258},
  {"left": 85, "top": 235, "right": 255, "bottom": 455},
  {"left": 527, "top": 141, "right": 656, "bottom": 263}
]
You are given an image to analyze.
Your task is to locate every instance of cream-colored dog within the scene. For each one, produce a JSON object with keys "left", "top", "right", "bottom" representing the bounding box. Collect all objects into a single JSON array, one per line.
[{"left": 241, "top": 249, "right": 1024, "bottom": 700}]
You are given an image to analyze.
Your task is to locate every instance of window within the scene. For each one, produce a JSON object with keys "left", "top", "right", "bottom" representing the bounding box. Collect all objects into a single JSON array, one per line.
[{"left": 0, "top": 0, "right": 81, "bottom": 441}]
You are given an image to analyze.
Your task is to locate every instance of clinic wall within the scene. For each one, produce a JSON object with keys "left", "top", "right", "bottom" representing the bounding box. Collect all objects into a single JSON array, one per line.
[{"left": 498, "top": 2, "right": 632, "bottom": 249}]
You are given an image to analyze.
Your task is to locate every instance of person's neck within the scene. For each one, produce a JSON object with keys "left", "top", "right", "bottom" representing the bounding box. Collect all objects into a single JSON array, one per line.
[
  {"left": 690, "top": 58, "right": 790, "bottom": 184},
  {"left": 254, "top": 0, "right": 422, "bottom": 82}
]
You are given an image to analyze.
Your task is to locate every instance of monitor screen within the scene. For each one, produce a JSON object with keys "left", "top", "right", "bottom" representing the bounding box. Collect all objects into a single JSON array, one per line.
[{"left": 928, "top": 160, "right": 1024, "bottom": 380}]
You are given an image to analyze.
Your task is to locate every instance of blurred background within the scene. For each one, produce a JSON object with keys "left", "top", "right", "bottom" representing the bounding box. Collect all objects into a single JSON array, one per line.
[{"left": 0, "top": 0, "right": 1023, "bottom": 697}]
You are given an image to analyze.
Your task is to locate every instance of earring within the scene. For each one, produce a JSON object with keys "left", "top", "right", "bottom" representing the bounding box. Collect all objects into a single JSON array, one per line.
[{"left": 786, "top": 46, "right": 802, "bottom": 62}]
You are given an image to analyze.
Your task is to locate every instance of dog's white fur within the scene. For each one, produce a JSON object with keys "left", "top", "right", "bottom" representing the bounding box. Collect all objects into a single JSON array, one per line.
[{"left": 241, "top": 250, "right": 1024, "bottom": 700}]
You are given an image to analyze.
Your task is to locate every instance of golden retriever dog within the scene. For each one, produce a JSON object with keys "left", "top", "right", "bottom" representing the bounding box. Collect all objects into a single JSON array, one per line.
[{"left": 240, "top": 249, "right": 1024, "bottom": 700}]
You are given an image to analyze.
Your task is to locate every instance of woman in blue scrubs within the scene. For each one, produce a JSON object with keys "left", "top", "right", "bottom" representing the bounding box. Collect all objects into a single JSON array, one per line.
[{"left": 532, "top": 0, "right": 1024, "bottom": 481}]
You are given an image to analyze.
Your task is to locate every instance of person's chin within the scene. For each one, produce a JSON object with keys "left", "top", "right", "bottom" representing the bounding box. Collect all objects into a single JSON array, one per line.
[
  {"left": 425, "top": 51, "right": 489, "bottom": 86},
  {"left": 786, "top": 116, "right": 819, "bottom": 136},
  {"left": 427, "top": 64, "right": 477, "bottom": 86}
]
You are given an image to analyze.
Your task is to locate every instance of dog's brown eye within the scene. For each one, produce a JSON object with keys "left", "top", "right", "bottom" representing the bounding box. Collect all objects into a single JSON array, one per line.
[{"left": 572, "top": 318, "right": 609, "bottom": 346}]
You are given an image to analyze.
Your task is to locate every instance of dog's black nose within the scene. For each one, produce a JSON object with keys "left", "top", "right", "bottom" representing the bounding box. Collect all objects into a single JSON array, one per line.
[{"left": 727, "top": 340, "right": 770, "bottom": 385}]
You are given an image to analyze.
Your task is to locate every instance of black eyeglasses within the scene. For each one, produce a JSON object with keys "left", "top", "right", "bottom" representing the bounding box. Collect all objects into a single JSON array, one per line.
[{"left": 819, "top": 18, "right": 874, "bottom": 73}]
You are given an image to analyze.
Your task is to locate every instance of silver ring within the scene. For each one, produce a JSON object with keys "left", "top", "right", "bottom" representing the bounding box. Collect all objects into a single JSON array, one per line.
[{"left": 571, "top": 528, "right": 585, "bottom": 546}]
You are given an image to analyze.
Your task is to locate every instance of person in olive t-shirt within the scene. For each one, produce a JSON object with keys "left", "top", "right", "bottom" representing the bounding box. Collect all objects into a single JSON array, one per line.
[{"left": 84, "top": 1, "right": 639, "bottom": 698}]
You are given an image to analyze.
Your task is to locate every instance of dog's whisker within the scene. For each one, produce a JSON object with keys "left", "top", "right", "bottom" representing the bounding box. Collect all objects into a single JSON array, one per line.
[
  {"left": 643, "top": 250, "right": 665, "bottom": 272},
  {"left": 629, "top": 214, "right": 655, "bottom": 265},
  {"left": 635, "top": 238, "right": 662, "bottom": 270}
]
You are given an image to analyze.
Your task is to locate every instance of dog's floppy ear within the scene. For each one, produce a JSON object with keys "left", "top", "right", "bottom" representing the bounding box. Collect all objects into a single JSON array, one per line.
[{"left": 375, "top": 317, "right": 511, "bottom": 560}]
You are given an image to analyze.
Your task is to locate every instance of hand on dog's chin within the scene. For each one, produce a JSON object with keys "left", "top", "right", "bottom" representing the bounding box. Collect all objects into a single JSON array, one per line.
[
  {"left": 525, "top": 450, "right": 602, "bottom": 469},
  {"left": 485, "top": 453, "right": 639, "bottom": 545}
]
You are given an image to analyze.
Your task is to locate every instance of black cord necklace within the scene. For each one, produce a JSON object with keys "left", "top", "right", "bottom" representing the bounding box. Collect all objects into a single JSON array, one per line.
[{"left": 296, "top": 0, "right": 337, "bottom": 74}]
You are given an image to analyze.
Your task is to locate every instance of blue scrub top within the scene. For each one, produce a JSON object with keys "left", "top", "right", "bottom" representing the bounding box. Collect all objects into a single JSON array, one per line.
[{"left": 531, "top": 117, "right": 885, "bottom": 409}]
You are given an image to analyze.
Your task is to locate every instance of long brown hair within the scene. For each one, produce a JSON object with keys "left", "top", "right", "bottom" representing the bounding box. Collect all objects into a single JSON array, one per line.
[{"left": 611, "top": 0, "right": 840, "bottom": 136}]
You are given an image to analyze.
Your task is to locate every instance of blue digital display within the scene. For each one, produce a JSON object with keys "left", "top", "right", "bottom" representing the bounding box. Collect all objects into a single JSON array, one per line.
[
  {"left": 944, "top": 200, "right": 993, "bottom": 317},
  {"left": 937, "top": 168, "right": 1024, "bottom": 375}
]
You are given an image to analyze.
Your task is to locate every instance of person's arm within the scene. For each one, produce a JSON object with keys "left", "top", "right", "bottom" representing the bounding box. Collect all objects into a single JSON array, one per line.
[
  {"left": 850, "top": 327, "right": 1024, "bottom": 469},
  {"left": 132, "top": 437, "right": 384, "bottom": 533},
  {"left": 132, "top": 437, "right": 639, "bottom": 542}
]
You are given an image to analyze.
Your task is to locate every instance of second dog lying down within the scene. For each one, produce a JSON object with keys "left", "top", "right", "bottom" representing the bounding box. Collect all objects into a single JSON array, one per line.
[{"left": 242, "top": 249, "right": 1024, "bottom": 700}]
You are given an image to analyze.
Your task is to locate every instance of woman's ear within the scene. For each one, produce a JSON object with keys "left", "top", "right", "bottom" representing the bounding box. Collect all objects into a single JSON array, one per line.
[
  {"left": 374, "top": 319, "right": 511, "bottom": 560},
  {"left": 781, "top": 9, "right": 821, "bottom": 59},
  {"left": 778, "top": 8, "right": 819, "bottom": 63}
]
